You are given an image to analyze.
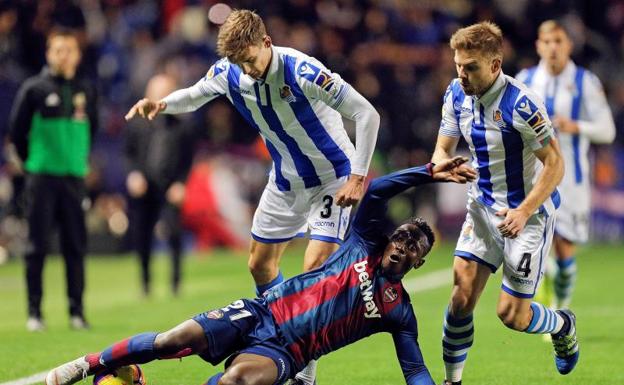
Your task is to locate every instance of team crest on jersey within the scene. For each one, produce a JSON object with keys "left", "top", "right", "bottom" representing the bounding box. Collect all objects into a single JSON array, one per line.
[
  {"left": 383, "top": 287, "right": 398, "bottom": 303},
  {"left": 279, "top": 85, "right": 296, "bottom": 103},
  {"left": 206, "top": 309, "right": 224, "bottom": 319},
  {"left": 72, "top": 92, "right": 87, "bottom": 120},
  {"left": 493, "top": 110, "right": 505, "bottom": 129}
]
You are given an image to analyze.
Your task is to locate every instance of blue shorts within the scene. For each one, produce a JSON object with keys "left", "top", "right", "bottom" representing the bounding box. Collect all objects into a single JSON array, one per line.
[{"left": 192, "top": 299, "right": 295, "bottom": 385}]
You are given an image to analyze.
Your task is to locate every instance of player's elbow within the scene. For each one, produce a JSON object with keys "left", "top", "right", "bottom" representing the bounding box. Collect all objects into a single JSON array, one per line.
[
  {"left": 546, "top": 139, "right": 565, "bottom": 185},
  {"left": 369, "top": 107, "right": 380, "bottom": 128},
  {"left": 598, "top": 124, "right": 616, "bottom": 144}
]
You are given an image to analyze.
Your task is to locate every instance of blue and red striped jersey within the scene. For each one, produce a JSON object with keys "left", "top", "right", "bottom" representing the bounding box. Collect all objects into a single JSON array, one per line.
[{"left": 264, "top": 165, "right": 436, "bottom": 385}]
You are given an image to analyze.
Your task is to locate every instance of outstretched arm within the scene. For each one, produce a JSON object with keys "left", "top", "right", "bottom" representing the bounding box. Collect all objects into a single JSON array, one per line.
[
  {"left": 392, "top": 311, "right": 435, "bottom": 385},
  {"left": 351, "top": 156, "right": 475, "bottom": 244},
  {"left": 125, "top": 62, "right": 227, "bottom": 121}
]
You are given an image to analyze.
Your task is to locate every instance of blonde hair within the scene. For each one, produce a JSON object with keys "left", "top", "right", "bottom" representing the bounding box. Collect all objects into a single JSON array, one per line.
[
  {"left": 216, "top": 9, "right": 266, "bottom": 62},
  {"left": 450, "top": 21, "right": 503, "bottom": 59},
  {"left": 538, "top": 20, "right": 569, "bottom": 37}
]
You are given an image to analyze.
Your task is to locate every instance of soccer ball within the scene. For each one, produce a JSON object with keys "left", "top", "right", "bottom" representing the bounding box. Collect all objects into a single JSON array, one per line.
[{"left": 93, "top": 365, "right": 146, "bottom": 385}]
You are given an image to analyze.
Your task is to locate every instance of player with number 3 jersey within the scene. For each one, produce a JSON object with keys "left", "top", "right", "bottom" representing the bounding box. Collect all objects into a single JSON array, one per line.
[{"left": 45, "top": 157, "right": 476, "bottom": 385}]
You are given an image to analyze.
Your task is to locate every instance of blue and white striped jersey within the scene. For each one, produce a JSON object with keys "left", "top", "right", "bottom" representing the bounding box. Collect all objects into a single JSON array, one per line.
[
  {"left": 516, "top": 61, "right": 615, "bottom": 215},
  {"left": 163, "top": 46, "right": 378, "bottom": 192},
  {"left": 439, "top": 73, "right": 560, "bottom": 215}
]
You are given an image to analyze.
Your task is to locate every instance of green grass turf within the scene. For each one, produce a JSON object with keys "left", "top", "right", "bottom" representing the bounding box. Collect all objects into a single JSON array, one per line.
[{"left": 0, "top": 242, "right": 622, "bottom": 384}]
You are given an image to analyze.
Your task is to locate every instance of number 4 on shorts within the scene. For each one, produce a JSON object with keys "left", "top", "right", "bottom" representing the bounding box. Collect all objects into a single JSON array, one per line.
[{"left": 517, "top": 253, "right": 532, "bottom": 278}]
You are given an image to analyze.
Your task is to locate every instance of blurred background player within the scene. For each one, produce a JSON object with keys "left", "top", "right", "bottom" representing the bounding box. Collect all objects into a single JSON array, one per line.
[
  {"left": 432, "top": 22, "right": 578, "bottom": 384},
  {"left": 9, "top": 28, "right": 97, "bottom": 331},
  {"left": 125, "top": 73, "right": 198, "bottom": 297},
  {"left": 125, "top": 10, "right": 380, "bottom": 384},
  {"left": 516, "top": 20, "right": 616, "bottom": 310},
  {"left": 44, "top": 156, "right": 476, "bottom": 385}
]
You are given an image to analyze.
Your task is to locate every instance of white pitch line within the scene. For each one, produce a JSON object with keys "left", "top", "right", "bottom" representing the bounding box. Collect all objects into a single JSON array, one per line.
[
  {"left": 1, "top": 267, "right": 454, "bottom": 385},
  {"left": 0, "top": 371, "right": 48, "bottom": 385},
  {"left": 403, "top": 267, "right": 453, "bottom": 293}
]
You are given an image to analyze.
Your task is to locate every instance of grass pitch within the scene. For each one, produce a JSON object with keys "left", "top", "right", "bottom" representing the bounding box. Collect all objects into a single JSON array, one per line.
[{"left": 0, "top": 242, "right": 622, "bottom": 384}]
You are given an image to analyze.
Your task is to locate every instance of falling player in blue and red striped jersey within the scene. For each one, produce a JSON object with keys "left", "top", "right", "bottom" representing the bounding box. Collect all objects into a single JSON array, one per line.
[{"left": 45, "top": 157, "right": 476, "bottom": 385}]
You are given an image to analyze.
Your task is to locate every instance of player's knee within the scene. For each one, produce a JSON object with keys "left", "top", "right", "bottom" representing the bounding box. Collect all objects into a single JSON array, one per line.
[
  {"left": 496, "top": 305, "right": 527, "bottom": 331},
  {"left": 153, "top": 329, "right": 187, "bottom": 354},
  {"left": 219, "top": 365, "right": 248, "bottom": 385},
  {"left": 449, "top": 289, "right": 478, "bottom": 317},
  {"left": 302, "top": 255, "right": 324, "bottom": 272},
  {"left": 247, "top": 257, "right": 271, "bottom": 277}
]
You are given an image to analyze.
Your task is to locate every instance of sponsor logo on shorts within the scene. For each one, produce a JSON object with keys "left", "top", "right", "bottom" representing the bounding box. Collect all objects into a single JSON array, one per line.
[
  {"left": 277, "top": 358, "right": 286, "bottom": 380},
  {"left": 206, "top": 309, "right": 224, "bottom": 319},
  {"left": 510, "top": 276, "right": 534, "bottom": 286},
  {"left": 383, "top": 286, "right": 398, "bottom": 303},
  {"left": 314, "top": 220, "right": 335, "bottom": 228}
]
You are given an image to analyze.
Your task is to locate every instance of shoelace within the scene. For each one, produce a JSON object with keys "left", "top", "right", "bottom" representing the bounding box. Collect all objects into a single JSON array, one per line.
[{"left": 553, "top": 335, "right": 576, "bottom": 355}]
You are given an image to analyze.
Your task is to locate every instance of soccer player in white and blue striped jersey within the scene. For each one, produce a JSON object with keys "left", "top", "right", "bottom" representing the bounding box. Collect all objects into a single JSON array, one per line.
[
  {"left": 125, "top": 10, "right": 379, "bottom": 385},
  {"left": 431, "top": 22, "right": 579, "bottom": 385},
  {"left": 516, "top": 20, "right": 616, "bottom": 310}
]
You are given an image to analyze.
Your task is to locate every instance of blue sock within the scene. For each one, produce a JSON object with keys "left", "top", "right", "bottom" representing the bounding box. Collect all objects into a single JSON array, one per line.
[
  {"left": 100, "top": 332, "right": 158, "bottom": 368},
  {"left": 443, "top": 308, "right": 473, "bottom": 383},
  {"left": 555, "top": 257, "right": 576, "bottom": 308},
  {"left": 255, "top": 271, "right": 284, "bottom": 296},
  {"left": 525, "top": 302, "right": 565, "bottom": 334},
  {"left": 205, "top": 372, "right": 223, "bottom": 385}
]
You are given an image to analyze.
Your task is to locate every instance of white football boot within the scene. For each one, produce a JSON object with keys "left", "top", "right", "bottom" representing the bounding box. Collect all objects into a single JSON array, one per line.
[{"left": 45, "top": 356, "right": 89, "bottom": 385}]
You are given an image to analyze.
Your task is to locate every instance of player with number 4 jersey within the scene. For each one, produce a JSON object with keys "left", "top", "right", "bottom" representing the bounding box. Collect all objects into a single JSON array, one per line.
[{"left": 432, "top": 22, "right": 578, "bottom": 385}]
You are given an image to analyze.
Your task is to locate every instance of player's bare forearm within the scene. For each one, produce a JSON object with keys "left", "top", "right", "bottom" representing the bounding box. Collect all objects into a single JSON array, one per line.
[
  {"left": 517, "top": 138, "right": 564, "bottom": 215},
  {"left": 431, "top": 135, "right": 459, "bottom": 164}
]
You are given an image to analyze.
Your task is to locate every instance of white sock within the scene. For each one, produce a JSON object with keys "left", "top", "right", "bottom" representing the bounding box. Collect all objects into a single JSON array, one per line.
[{"left": 295, "top": 359, "right": 317, "bottom": 384}]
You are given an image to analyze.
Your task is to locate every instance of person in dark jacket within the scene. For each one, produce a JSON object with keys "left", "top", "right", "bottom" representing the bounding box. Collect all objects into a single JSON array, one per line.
[
  {"left": 125, "top": 74, "right": 197, "bottom": 297},
  {"left": 9, "top": 28, "right": 97, "bottom": 331}
]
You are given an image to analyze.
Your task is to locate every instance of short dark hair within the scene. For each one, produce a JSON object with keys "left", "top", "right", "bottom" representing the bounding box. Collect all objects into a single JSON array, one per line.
[
  {"left": 409, "top": 217, "right": 435, "bottom": 253},
  {"left": 538, "top": 20, "right": 571, "bottom": 38},
  {"left": 46, "top": 27, "right": 80, "bottom": 49}
]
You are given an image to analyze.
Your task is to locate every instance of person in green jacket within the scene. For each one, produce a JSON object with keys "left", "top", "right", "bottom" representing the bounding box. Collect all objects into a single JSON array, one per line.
[{"left": 9, "top": 28, "right": 97, "bottom": 331}]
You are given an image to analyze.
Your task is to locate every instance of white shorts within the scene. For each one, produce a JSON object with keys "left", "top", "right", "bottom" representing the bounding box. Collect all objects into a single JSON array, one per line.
[
  {"left": 555, "top": 206, "right": 589, "bottom": 244},
  {"left": 455, "top": 199, "right": 556, "bottom": 298},
  {"left": 251, "top": 176, "right": 351, "bottom": 244}
]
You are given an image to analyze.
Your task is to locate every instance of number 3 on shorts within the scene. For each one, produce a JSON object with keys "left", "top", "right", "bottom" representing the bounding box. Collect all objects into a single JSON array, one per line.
[
  {"left": 516, "top": 253, "right": 532, "bottom": 278},
  {"left": 320, "top": 195, "right": 333, "bottom": 219}
]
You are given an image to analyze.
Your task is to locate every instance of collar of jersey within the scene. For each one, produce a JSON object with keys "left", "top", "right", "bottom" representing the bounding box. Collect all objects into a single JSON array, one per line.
[
  {"left": 474, "top": 71, "right": 506, "bottom": 106},
  {"left": 258, "top": 45, "right": 280, "bottom": 85},
  {"left": 537, "top": 59, "right": 576, "bottom": 79}
]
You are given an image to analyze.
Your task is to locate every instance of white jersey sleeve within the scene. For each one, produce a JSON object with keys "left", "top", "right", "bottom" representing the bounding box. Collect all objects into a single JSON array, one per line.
[
  {"left": 161, "top": 60, "right": 228, "bottom": 114},
  {"left": 578, "top": 72, "right": 616, "bottom": 144},
  {"left": 297, "top": 58, "right": 379, "bottom": 176},
  {"left": 296, "top": 58, "right": 351, "bottom": 109},
  {"left": 512, "top": 92, "right": 555, "bottom": 151},
  {"left": 439, "top": 82, "right": 462, "bottom": 137}
]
